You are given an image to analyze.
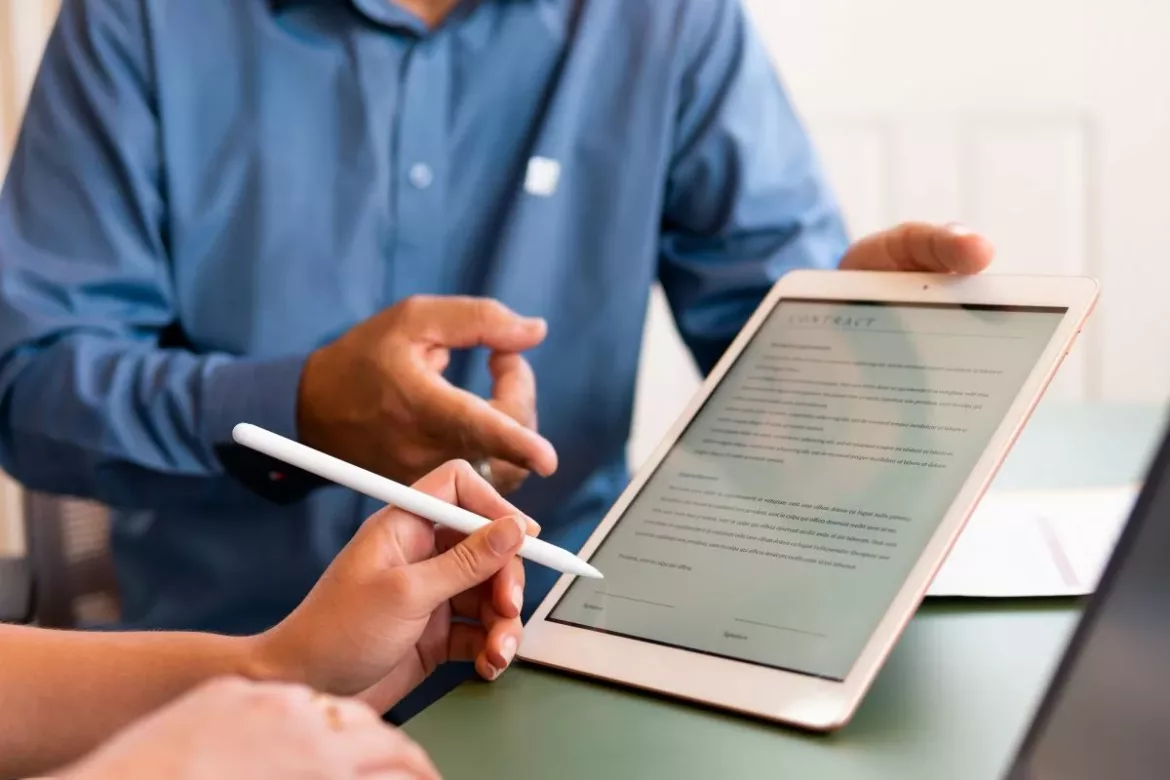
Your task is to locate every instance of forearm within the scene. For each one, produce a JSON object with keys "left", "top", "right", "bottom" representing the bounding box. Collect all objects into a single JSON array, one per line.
[{"left": 0, "top": 625, "right": 274, "bottom": 777}]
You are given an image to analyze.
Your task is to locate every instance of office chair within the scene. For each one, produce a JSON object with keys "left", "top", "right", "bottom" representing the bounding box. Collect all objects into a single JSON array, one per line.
[
  {"left": 21, "top": 490, "right": 120, "bottom": 627},
  {"left": 0, "top": 554, "right": 31, "bottom": 624}
]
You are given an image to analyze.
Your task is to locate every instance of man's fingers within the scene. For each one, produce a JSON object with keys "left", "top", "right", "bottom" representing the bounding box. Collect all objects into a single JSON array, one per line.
[
  {"left": 423, "top": 346, "right": 450, "bottom": 374},
  {"left": 404, "top": 295, "right": 548, "bottom": 352},
  {"left": 403, "top": 514, "right": 527, "bottom": 610},
  {"left": 484, "top": 352, "right": 546, "bottom": 489},
  {"left": 842, "top": 222, "right": 994, "bottom": 274},
  {"left": 881, "top": 222, "right": 943, "bottom": 271},
  {"left": 424, "top": 382, "right": 557, "bottom": 476},
  {"left": 935, "top": 223, "right": 995, "bottom": 273},
  {"left": 482, "top": 459, "right": 531, "bottom": 494},
  {"left": 488, "top": 352, "right": 537, "bottom": 427}
]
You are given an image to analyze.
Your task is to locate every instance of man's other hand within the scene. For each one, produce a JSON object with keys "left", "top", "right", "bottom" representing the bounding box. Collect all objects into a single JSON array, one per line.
[
  {"left": 841, "top": 222, "right": 994, "bottom": 274},
  {"left": 297, "top": 295, "right": 557, "bottom": 492}
]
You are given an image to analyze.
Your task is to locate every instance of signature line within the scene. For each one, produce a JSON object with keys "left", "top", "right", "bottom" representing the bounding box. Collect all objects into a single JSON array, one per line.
[
  {"left": 602, "top": 593, "right": 676, "bottom": 609},
  {"left": 734, "top": 618, "right": 826, "bottom": 638}
]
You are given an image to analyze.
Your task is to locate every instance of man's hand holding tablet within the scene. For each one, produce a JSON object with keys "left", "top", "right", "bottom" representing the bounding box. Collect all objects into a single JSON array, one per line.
[
  {"left": 520, "top": 267, "right": 1097, "bottom": 731},
  {"left": 840, "top": 221, "right": 996, "bottom": 275}
]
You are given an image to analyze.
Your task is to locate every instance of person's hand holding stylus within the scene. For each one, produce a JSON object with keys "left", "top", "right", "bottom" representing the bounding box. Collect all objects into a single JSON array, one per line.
[{"left": 253, "top": 459, "right": 543, "bottom": 713}]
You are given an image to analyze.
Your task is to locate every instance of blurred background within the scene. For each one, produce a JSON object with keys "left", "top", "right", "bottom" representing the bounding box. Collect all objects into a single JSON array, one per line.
[
  {"left": 633, "top": 0, "right": 1170, "bottom": 468},
  {"left": 3, "top": 0, "right": 1169, "bottom": 554},
  {"left": 0, "top": 0, "right": 56, "bottom": 563}
]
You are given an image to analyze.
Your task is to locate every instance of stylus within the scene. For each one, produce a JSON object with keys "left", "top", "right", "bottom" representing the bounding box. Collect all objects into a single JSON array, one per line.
[{"left": 232, "top": 423, "right": 603, "bottom": 580}]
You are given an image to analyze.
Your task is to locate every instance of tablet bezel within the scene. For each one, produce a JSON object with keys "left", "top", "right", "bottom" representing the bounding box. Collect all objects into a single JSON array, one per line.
[{"left": 519, "top": 270, "right": 1099, "bottom": 731}]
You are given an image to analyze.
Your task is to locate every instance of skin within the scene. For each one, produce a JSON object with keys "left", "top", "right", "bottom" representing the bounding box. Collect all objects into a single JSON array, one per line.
[
  {"left": 394, "top": 0, "right": 463, "bottom": 28},
  {"left": 61, "top": 679, "right": 442, "bottom": 780},
  {"left": 0, "top": 461, "right": 534, "bottom": 779},
  {"left": 297, "top": 296, "right": 558, "bottom": 496},
  {"left": 839, "top": 222, "right": 995, "bottom": 274}
]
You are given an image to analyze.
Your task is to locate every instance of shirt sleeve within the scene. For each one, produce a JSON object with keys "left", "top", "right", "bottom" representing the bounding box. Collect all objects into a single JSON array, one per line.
[
  {"left": 0, "top": 0, "right": 305, "bottom": 507},
  {"left": 658, "top": 0, "right": 851, "bottom": 375}
]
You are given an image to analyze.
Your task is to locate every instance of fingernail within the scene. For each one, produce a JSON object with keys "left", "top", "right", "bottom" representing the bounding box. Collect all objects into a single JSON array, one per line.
[
  {"left": 532, "top": 441, "right": 559, "bottom": 477},
  {"left": 488, "top": 515, "right": 526, "bottom": 555},
  {"left": 512, "top": 583, "right": 524, "bottom": 614},
  {"left": 500, "top": 636, "right": 518, "bottom": 667},
  {"left": 945, "top": 221, "right": 973, "bottom": 236}
]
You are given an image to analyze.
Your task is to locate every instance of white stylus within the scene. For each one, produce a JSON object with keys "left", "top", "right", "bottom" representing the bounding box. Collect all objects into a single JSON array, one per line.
[{"left": 232, "top": 423, "right": 603, "bottom": 579}]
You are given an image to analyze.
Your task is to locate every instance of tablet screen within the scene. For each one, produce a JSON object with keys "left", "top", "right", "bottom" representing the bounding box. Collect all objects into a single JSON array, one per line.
[{"left": 548, "top": 298, "right": 1067, "bottom": 680}]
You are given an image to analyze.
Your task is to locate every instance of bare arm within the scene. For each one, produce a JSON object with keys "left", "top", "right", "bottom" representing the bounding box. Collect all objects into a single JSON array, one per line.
[
  {"left": 0, "top": 624, "right": 264, "bottom": 777},
  {"left": 0, "top": 461, "right": 531, "bottom": 779}
]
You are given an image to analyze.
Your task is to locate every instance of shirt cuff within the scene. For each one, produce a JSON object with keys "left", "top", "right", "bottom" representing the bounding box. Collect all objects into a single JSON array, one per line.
[
  {"left": 202, "top": 354, "right": 333, "bottom": 504},
  {"left": 202, "top": 353, "right": 307, "bottom": 450}
]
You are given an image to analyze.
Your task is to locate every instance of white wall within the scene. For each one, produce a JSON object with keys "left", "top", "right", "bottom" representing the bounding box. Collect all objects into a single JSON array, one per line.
[
  {"left": 1, "top": 0, "right": 57, "bottom": 171},
  {"left": 0, "top": 0, "right": 58, "bottom": 555}
]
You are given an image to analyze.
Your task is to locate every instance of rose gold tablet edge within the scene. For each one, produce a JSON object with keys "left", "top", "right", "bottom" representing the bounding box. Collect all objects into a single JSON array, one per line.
[
  {"left": 826, "top": 280, "right": 1101, "bottom": 730},
  {"left": 521, "top": 277, "right": 1101, "bottom": 732}
]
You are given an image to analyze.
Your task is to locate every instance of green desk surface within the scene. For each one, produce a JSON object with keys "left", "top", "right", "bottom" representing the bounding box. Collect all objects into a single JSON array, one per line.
[{"left": 406, "top": 402, "right": 1167, "bottom": 780}]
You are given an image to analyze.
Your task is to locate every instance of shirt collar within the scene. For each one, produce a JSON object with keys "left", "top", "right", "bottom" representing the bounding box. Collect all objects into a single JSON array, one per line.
[
  {"left": 269, "top": 0, "right": 563, "bottom": 39},
  {"left": 269, "top": 0, "right": 331, "bottom": 9},
  {"left": 269, "top": 0, "right": 552, "bottom": 15},
  {"left": 268, "top": 0, "right": 422, "bottom": 33}
]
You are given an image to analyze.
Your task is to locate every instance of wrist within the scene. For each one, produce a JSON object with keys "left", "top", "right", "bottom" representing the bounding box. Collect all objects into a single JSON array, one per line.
[
  {"left": 295, "top": 349, "right": 333, "bottom": 452},
  {"left": 238, "top": 628, "right": 308, "bottom": 687}
]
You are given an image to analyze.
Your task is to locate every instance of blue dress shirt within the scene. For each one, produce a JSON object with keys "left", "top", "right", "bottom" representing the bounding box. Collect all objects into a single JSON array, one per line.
[{"left": 0, "top": 0, "right": 846, "bottom": 664}]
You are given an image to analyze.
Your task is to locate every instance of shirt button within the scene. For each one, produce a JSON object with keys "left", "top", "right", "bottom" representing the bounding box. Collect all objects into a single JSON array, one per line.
[{"left": 409, "top": 163, "right": 434, "bottom": 189}]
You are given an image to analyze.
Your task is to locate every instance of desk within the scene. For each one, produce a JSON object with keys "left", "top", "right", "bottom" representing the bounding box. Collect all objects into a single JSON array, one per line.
[{"left": 405, "top": 403, "right": 1165, "bottom": 780}]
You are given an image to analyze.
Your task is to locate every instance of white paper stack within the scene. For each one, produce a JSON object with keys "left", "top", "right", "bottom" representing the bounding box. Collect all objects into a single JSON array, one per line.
[{"left": 928, "top": 485, "right": 1140, "bottom": 598}]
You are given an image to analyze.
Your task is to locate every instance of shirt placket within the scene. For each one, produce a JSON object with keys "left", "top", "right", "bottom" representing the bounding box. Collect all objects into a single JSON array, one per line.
[{"left": 389, "top": 33, "right": 451, "bottom": 298}]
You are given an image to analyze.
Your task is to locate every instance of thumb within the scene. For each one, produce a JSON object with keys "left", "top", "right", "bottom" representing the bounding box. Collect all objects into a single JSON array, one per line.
[
  {"left": 407, "top": 515, "right": 528, "bottom": 609},
  {"left": 842, "top": 221, "right": 993, "bottom": 274}
]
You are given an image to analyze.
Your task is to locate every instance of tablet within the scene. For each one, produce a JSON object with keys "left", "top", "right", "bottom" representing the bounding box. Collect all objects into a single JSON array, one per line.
[{"left": 520, "top": 270, "right": 1099, "bottom": 731}]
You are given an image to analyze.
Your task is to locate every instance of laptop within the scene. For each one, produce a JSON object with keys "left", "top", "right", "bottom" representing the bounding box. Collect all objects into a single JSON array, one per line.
[{"left": 1005, "top": 423, "right": 1170, "bottom": 779}]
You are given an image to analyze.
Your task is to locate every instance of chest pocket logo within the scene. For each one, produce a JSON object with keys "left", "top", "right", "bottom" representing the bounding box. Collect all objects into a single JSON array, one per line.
[{"left": 524, "top": 157, "right": 562, "bottom": 197}]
